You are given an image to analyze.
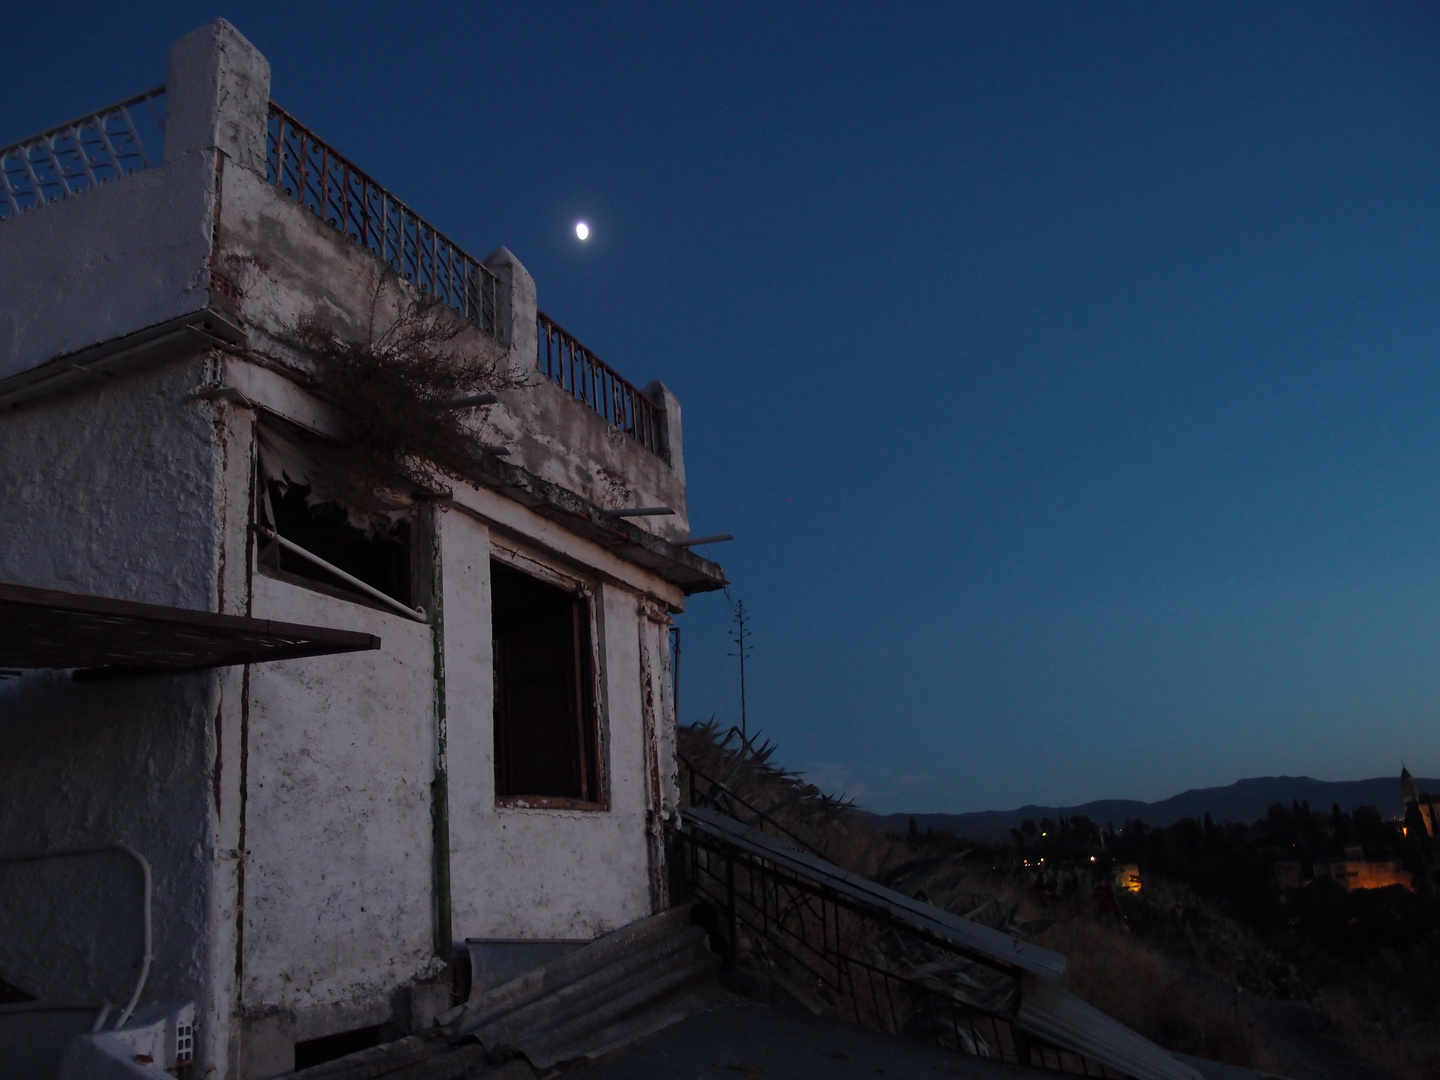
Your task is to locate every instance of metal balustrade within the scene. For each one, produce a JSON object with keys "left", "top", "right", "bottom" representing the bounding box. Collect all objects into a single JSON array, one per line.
[
  {"left": 537, "top": 311, "right": 667, "bottom": 460},
  {"left": 265, "top": 102, "right": 499, "bottom": 339},
  {"left": 0, "top": 88, "right": 167, "bottom": 221}
]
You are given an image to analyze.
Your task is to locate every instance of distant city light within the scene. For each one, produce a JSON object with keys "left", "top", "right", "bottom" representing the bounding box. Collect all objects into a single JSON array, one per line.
[{"left": 575, "top": 221, "right": 590, "bottom": 240}]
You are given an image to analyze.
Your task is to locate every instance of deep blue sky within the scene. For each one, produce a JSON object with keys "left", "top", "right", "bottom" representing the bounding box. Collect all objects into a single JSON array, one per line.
[{"left": 6, "top": 3, "right": 1440, "bottom": 813}]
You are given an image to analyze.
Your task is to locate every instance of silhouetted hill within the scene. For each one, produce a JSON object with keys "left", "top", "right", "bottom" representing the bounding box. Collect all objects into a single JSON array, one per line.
[{"left": 876, "top": 775, "right": 1440, "bottom": 844}]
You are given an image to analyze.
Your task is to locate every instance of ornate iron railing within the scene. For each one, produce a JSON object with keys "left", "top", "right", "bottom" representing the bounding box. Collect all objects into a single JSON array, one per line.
[
  {"left": 265, "top": 102, "right": 498, "bottom": 339},
  {"left": 0, "top": 87, "right": 167, "bottom": 221},
  {"left": 537, "top": 311, "right": 667, "bottom": 460}
]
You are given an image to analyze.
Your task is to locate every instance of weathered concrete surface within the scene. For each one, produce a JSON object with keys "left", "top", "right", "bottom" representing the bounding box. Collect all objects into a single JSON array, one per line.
[
  {"left": 242, "top": 572, "right": 439, "bottom": 1030},
  {"left": 164, "top": 19, "right": 271, "bottom": 175},
  {"left": 213, "top": 167, "right": 689, "bottom": 540},
  {"left": 0, "top": 18, "right": 270, "bottom": 385}
]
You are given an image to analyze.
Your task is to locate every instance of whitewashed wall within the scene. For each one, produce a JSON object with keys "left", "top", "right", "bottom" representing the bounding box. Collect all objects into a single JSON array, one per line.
[
  {"left": 240, "top": 573, "right": 438, "bottom": 1036},
  {"left": 442, "top": 507, "right": 658, "bottom": 940},
  {"left": 0, "top": 670, "right": 215, "bottom": 1010},
  {"left": 0, "top": 358, "right": 226, "bottom": 1076}
]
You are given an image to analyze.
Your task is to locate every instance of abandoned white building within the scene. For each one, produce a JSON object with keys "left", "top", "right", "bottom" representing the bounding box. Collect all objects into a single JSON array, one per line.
[{"left": 0, "top": 19, "right": 727, "bottom": 1079}]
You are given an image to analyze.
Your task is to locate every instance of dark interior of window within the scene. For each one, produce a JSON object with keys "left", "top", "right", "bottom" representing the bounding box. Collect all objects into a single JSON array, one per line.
[
  {"left": 491, "top": 561, "right": 601, "bottom": 804},
  {"left": 258, "top": 478, "right": 412, "bottom": 608}
]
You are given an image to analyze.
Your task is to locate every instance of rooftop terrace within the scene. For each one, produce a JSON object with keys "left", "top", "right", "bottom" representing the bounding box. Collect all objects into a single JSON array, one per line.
[{"left": 0, "top": 75, "right": 666, "bottom": 461}]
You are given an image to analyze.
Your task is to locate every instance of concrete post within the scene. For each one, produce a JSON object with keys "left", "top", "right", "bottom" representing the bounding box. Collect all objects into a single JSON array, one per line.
[
  {"left": 164, "top": 19, "right": 272, "bottom": 174},
  {"left": 483, "top": 247, "right": 537, "bottom": 378},
  {"left": 645, "top": 379, "right": 686, "bottom": 485}
]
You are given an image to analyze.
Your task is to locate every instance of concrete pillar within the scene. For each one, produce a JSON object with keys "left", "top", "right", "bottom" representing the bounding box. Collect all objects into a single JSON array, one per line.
[
  {"left": 644, "top": 379, "right": 685, "bottom": 485},
  {"left": 164, "top": 19, "right": 272, "bottom": 174},
  {"left": 483, "top": 246, "right": 537, "bottom": 377}
]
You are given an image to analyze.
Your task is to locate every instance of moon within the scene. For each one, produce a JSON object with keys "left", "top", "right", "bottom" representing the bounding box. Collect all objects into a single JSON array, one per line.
[{"left": 575, "top": 221, "right": 590, "bottom": 241}]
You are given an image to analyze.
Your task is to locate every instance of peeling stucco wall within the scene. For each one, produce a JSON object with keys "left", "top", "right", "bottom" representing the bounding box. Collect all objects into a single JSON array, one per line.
[
  {"left": 0, "top": 353, "right": 227, "bottom": 1077},
  {"left": 240, "top": 573, "right": 438, "bottom": 1028},
  {"left": 0, "top": 357, "right": 223, "bottom": 608},
  {"left": 212, "top": 164, "right": 689, "bottom": 538}
]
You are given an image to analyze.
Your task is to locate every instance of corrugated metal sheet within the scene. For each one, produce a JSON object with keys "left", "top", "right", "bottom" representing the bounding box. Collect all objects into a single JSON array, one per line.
[
  {"left": 442, "top": 905, "right": 721, "bottom": 1069},
  {"left": 1015, "top": 976, "right": 1203, "bottom": 1080},
  {"left": 683, "top": 806, "right": 1067, "bottom": 981}
]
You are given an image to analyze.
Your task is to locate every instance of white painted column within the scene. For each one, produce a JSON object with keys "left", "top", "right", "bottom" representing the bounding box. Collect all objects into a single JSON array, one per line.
[{"left": 439, "top": 508, "right": 496, "bottom": 937}]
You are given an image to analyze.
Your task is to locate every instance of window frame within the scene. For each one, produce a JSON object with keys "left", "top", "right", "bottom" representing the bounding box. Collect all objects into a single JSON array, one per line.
[
  {"left": 250, "top": 420, "right": 421, "bottom": 618},
  {"left": 489, "top": 543, "right": 608, "bottom": 812}
]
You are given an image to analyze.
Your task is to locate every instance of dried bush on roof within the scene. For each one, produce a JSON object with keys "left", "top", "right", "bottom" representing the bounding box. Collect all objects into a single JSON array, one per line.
[
  {"left": 679, "top": 722, "right": 1023, "bottom": 1029},
  {"left": 678, "top": 719, "right": 892, "bottom": 874},
  {"left": 290, "top": 272, "right": 526, "bottom": 501}
]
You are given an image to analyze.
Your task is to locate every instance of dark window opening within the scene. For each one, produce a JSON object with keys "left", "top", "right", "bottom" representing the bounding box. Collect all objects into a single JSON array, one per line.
[
  {"left": 492, "top": 561, "right": 602, "bottom": 805},
  {"left": 258, "top": 477, "right": 412, "bottom": 608},
  {"left": 294, "top": 1025, "right": 383, "bottom": 1071}
]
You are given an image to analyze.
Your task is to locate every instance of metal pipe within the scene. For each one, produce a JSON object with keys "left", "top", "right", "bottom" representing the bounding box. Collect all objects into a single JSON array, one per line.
[
  {"left": 677, "top": 534, "right": 734, "bottom": 547},
  {"left": 612, "top": 506, "right": 674, "bottom": 518},
  {"left": 427, "top": 505, "right": 453, "bottom": 970},
  {"left": 0, "top": 842, "right": 152, "bottom": 1030},
  {"left": 253, "top": 525, "right": 429, "bottom": 623}
]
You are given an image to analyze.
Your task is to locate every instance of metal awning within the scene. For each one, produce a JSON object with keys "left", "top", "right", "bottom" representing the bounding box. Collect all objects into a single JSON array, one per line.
[{"left": 0, "top": 582, "right": 380, "bottom": 679}]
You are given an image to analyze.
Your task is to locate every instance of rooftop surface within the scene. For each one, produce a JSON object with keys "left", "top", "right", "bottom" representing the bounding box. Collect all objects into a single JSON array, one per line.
[{"left": 574, "top": 995, "right": 1285, "bottom": 1080}]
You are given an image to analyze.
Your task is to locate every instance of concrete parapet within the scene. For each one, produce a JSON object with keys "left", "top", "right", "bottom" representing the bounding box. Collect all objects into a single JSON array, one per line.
[
  {"left": 164, "top": 19, "right": 272, "bottom": 174},
  {"left": 645, "top": 380, "right": 685, "bottom": 488},
  {"left": 484, "top": 246, "right": 538, "bottom": 364}
]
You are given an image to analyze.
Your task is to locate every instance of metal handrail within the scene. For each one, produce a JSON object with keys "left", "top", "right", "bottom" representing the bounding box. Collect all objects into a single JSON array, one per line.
[
  {"left": 537, "top": 311, "right": 667, "bottom": 460},
  {"left": 679, "top": 749, "right": 827, "bottom": 860},
  {"left": 675, "top": 824, "right": 1123, "bottom": 1077},
  {"left": 0, "top": 87, "right": 167, "bottom": 221},
  {"left": 265, "top": 102, "right": 499, "bottom": 339}
]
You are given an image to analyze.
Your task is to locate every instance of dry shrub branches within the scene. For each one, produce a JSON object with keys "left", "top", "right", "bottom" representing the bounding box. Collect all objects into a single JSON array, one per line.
[{"left": 291, "top": 275, "right": 526, "bottom": 501}]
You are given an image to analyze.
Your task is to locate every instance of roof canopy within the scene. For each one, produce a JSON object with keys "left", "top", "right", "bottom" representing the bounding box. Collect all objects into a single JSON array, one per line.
[{"left": 0, "top": 582, "right": 379, "bottom": 680}]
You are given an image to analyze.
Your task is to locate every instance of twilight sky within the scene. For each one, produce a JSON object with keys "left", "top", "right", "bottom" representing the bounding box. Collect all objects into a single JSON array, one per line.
[{"left": 6, "top": 3, "right": 1439, "bottom": 814}]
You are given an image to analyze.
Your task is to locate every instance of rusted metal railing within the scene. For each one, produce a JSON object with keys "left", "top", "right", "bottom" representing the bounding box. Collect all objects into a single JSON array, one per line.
[
  {"left": 265, "top": 102, "right": 499, "bottom": 339},
  {"left": 1, "top": 87, "right": 167, "bottom": 221},
  {"left": 537, "top": 311, "right": 667, "bottom": 460}
]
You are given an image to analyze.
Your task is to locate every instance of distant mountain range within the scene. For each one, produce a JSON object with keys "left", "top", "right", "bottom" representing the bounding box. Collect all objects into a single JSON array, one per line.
[{"left": 874, "top": 775, "right": 1440, "bottom": 844}]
